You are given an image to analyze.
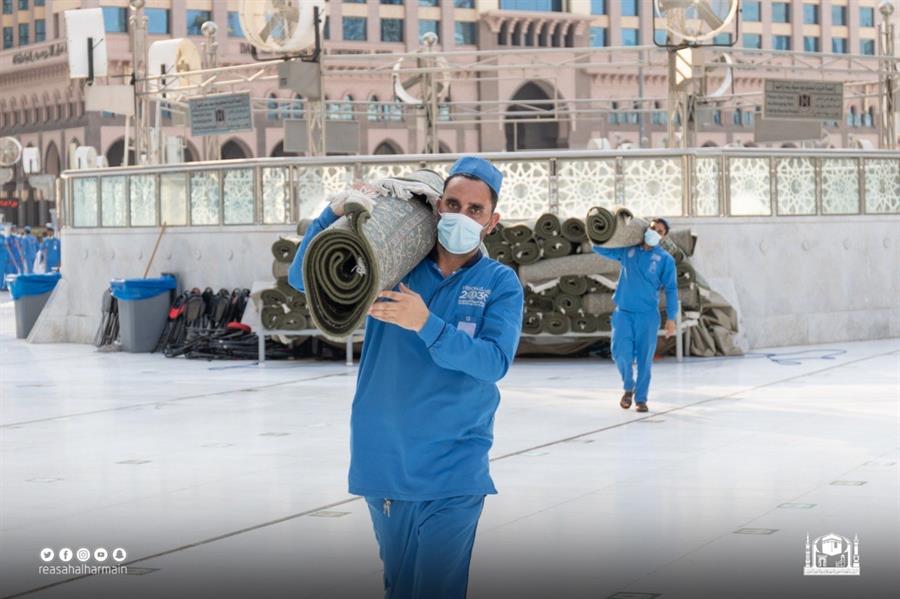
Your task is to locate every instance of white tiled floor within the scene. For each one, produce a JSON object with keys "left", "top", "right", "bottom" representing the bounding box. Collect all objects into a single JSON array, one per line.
[{"left": 1, "top": 291, "right": 898, "bottom": 599}]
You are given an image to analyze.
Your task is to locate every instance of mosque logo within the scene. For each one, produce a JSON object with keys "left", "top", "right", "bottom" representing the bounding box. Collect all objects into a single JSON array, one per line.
[{"left": 803, "top": 532, "right": 860, "bottom": 576}]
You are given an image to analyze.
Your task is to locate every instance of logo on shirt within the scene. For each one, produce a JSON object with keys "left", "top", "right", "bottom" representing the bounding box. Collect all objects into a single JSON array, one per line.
[
  {"left": 458, "top": 285, "right": 491, "bottom": 308},
  {"left": 649, "top": 253, "right": 661, "bottom": 274}
]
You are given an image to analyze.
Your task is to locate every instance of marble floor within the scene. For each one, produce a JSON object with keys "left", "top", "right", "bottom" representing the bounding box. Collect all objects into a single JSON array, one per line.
[{"left": 1, "top": 291, "right": 898, "bottom": 599}]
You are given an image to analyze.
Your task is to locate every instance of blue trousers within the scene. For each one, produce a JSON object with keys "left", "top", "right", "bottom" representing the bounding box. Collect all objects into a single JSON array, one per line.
[
  {"left": 365, "top": 495, "right": 485, "bottom": 599},
  {"left": 611, "top": 308, "right": 660, "bottom": 404}
]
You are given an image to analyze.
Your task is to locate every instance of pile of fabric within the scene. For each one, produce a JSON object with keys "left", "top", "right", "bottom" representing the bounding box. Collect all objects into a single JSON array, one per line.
[
  {"left": 261, "top": 224, "right": 314, "bottom": 332},
  {"left": 484, "top": 213, "right": 593, "bottom": 267}
]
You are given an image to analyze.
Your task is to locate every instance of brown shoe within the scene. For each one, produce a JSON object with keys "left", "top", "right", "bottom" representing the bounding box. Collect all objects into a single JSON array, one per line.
[
  {"left": 619, "top": 391, "right": 634, "bottom": 409},
  {"left": 636, "top": 402, "right": 649, "bottom": 413}
]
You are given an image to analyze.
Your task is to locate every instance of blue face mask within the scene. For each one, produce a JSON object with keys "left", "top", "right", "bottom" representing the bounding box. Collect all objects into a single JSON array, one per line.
[
  {"left": 644, "top": 228, "right": 661, "bottom": 247},
  {"left": 437, "top": 212, "right": 487, "bottom": 255}
]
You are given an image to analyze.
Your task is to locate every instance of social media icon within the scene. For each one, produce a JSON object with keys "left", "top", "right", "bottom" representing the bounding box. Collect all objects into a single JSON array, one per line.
[
  {"left": 112, "top": 548, "right": 127, "bottom": 562},
  {"left": 59, "top": 548, "right": 73, "bottom": 562},
  {"left": 94, "top": 548, "right": 108, "bottom": 562},
  {"left": 40, "top": 548, "right": 54, "bottom": 562},
  {"left": 76, "top": 548, "right": 90, "bottom": 562}
]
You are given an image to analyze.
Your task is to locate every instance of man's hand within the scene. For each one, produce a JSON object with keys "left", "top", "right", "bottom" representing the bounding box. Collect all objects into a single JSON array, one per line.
[
  {"left": 664, "top": 319, "right": 676, "bottom": 338},
  {"left": 327, "top": 188, "right": 375, "bottom": 217},
  {"left": 368, "top": 283, "right": 430, "bottom": 332}
]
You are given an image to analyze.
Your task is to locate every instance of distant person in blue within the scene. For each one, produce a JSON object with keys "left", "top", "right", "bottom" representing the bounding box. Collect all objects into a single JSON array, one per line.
[
  {"left": 40, "top": 223, "right": 61, "bottom": 271},
  {"left": 20, "top": 225, "right": 38, "bottom": 274},
  {"left": 289, "top": 157, "right": 524, "bottom": 599},
  {"left": 5, "top": 226, "right": 24, "bottom": 277},
  {"left": 593, "top": 218, "right": 679, "bottom": 413},
  {"left": 0, "top": 227, "right": 8, "bottom": 291}
]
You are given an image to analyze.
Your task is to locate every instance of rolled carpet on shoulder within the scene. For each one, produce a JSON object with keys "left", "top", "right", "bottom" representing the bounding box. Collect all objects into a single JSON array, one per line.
[
  {"left": 586, "top": 206, "right": 648, "bottom": 247},
  {"left": 302, "top": 170, "right": 442, "bottom": 340}
]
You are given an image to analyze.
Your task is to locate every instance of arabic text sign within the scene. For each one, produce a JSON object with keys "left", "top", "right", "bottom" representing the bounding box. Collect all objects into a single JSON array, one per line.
[
  {"left": 764, "top": 80, "right": 843, "bottom": 121},
  {"left": 189, "top": 92, "right": 253, "bottom": 137}
]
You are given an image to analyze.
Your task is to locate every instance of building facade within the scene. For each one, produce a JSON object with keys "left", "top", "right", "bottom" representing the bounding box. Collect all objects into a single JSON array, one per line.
[{"left": 0, "top": 0, "right": 895, "bottom": 225}]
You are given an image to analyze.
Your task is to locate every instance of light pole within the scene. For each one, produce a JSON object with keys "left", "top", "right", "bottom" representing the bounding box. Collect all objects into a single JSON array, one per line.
[
  {"left": 878, "top": 1, "right": 897, "bottom": 149},
  {"left": 128, "top": 0, "right": 149, "bottom": 165},
  {"left": 200, "top": 21, "right": 221, "bottom": 161}
]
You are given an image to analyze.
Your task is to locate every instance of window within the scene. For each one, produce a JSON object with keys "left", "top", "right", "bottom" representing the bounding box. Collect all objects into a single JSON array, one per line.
[
  {"left": 831, "top": 6, "right": 847, "bottom": 26},
  {"left": 343, "top": 16, "right": 367, "bottom": 41},
  {"left": 102, "top": 7, "right": 128, "bottom": 33},
  {"left": 381, "top": 18, "right": 403, "bottom": 42},
  {"left": 186, "top": 10, "right": 211, "bottom": 36},
  {"left": 773, "top": 35, "right": 791, "bottom": 50},
  {"left": 381, "top": 0, "right": 403, "bottom": 4},
  {"left": 860, "top": 7, "right": 875, "bottom": 27},
  {"left": 2, "top": 0, "right": 11, "bottom": 15},
  {"left": 732, "top": 108, "right": 742, "bottom": 126},
  {"left": 713, "top": 33, "right": 732, "bottom": 45},
  {"left": 743, "top": 33, "right": 761, "bottom": 49},
  {"left": 803, "top": 36, "right": 819, "bottom": 52},
  {"left": 418, "top": 0, "right": 439, "bottom": 6},
  {"left": 831, "top": 37, "right": 847, "bottom": 54},
  {"left": 290, "top": 94, "right": 303, "bottom": 119},
  {"left": 454, "top": 0, "right": 475, "bottom": 7},
  {"left": 590, "top": 26, "right": 607, "bottom": 47},
  {"left": 654, "top": 28, "right": 666, "bottom": 45},
  {"left": 860, "top": 39, "right": 876, "bottom": 55},
  {"left": 743, "top": 1, "right": 760, "bottom": 21},
  {"left": 34, "top": 19, "right": 44, "bottom": 42},
  {"left": 772, "top": 2, "right": 790, "bottom": 23},
  {"left": 226, "top": 12, "right": 243, "bottom": 37},
  {"left": 147, "top": 9, "right": 170, "bottom": 35},
  {"left": 499, "top": 0, "right": 563, "bottom": 10},
  {"left": 35, "top": 0, "right": 43, "bottom": 5},
  {"left": 367, "top": 96, "right": 381, "bottom": 122},
  {"left": 323, "top": 17, "right": 329, "bottom": 40},
  {"left": 3, "top": 27, "right": 12, "bottom": 49},
  {"left": 591, "top": 0, "right": 606, "bottom": 14},
  {"left": 267, "top": 94, "right": 278, "bottom": 121},
  {"left": 344, "top": 0, "right": 365, "bottom": 3},
  {"left": 18, "top": 22, "right": 27, "bottom": 45},
  {"left": 454, "top": 21, "right": 476, "bottom": 45},
  {"left": 18, "top": 0, "right": 26, "bottom": 10},
  {"left": 621, "top": 0, "right": 639, "bottom": 17},
  {"left": 621, "top": 28, "right": 639, "bottom": 46},
  {"left": 803, "top": 4, "right": 819, "bottom": 24},
  {"left": 419, "top": 19, "right": 439, "bottom": 41}
]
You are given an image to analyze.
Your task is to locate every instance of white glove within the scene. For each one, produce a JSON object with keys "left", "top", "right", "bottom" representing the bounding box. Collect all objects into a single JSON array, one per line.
[
  {"left": 373, "top": 178, "right": 442, "bottom": 206},
  {"left": 327, "top": 188, "right": 375, "bottom": 217}
]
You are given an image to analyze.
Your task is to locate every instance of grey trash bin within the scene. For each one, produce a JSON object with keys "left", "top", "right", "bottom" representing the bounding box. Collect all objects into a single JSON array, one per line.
[
  {"left": 8, "top": 273, "right": 61, "bottom": 339},
  {"left": 110, "top": 275, "right": 177, "bottom": 353}
]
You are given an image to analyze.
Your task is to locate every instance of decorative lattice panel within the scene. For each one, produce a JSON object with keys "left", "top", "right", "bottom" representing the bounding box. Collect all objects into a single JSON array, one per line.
[
  {"left": 557, "top": 159, "right": 616, "bottom": 219},
  {"left": 621, "top": 158, "right": 683, "bottom": 216},
  {"left": 728, "top": 157, "right": 771, "bottom": 215},
  {"left": 223, "top": 169, "right": 255, "bottom": 224},
  {"left": 262, "top": 167, "right": 290, "bottom": 224},
  {"left": 776, "top": 157, "right": 816, "bottom": 215},
  {"left": 294, "top": 165, "right": 353, "bottom": 221},
  {"left": 72, "top": 178, "right": 98, "bottom": 227},
  {"left": 495, "top": 160, "right": 550, "bottom": 220},
  {"left": 129, "top": 175, "right": 157, "bottom": 226},
  {"left": 864, "top": 159, "right": 900, "bottom": 213},
  {"left": 190, "top": 172, "right": 221, "bottom": 225},
  {"left": 693, "top": 157, "right": 720, "bottom": 216},
  {"left": 100, "top": 176, "right": 126, "bottom": 227},
  {"left": 160, "top": 174, "right": 187, "bottom": 225},
  {"left": 821, "top": 159, "right": 859, "bottom": 214}
]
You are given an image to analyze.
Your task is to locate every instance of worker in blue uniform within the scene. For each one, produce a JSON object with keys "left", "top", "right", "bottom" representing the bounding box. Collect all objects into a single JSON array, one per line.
[
  {"left": 289, "top": 157, "right": 524, "bottom": 599},
  {"left": 20, "top": 225, "right": 38, "bottom": 274},
  {"left": 5, "top": 226, "right": 24, "bottom": 278},
  {"left": 593, "top": 218, "right": 679, "bottom": 413},
  {"left": 40, "top": 223, "right": 61, "bottom": 271},
  {"left": 0, "top": 227, "right": 8, "bottom": 291}
]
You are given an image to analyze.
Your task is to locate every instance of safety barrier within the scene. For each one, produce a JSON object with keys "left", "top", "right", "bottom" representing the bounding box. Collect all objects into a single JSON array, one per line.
[{"left": 61, "top": 149, "right": 900, "bottom": 229}]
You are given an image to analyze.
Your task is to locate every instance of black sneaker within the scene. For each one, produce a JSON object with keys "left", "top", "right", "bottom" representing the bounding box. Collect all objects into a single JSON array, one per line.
[{"left": 620, "top": 391, "right": 634, "bottom": 409}]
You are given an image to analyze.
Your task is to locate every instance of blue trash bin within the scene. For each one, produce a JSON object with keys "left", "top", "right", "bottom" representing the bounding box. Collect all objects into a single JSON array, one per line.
[
  {"left": 110, "top": 274, "right": 177, "bottom": 352},
  {"left": 8, "top": 272, "right": 62, "bottom": 339}
]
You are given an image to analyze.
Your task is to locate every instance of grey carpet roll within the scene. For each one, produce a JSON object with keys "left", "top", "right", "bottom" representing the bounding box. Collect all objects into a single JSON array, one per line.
[
  {"left": 523, "top": 311, "right": 542, "bottom": 335},
  {"left": 661, "top": 236, "right": 687, "bottom": 265},
  {"left": 553, "top": 293, "right": 581, "bottom": 314},
  {"left": 261, "top": 305, "right": 286, "bottom": 329},
  {"left": 518, "top": 253, "right": 619, "bottom": 285},
  {"left": 281, "top": 312, "right": 308, "bottom": 330},
  {"left": 486, "top": 240, "right": 515, "bottom": 266},
  {"left": 582, "top": 292, "right": 616, "bottom": 316},
  {"left": 272, "top": 260, "right": 290, "bottom": 280},
  {"left": 501, "top": 224, "right": 532, "bottom": 244},
  {"left": 540, "top": 312, "right": 570, "bottom": 335},
  {"left": 559, "top": 275, "right": 588, "bottom": 296},
  {"left": 586, "top": 206, "right": 648, "bottom": 247},
  {"left": 534, "top": 214, "right": 561, "bottom": 240},
  {"left": 511, "top": 239, "right": 541, "bottom": 265},
  {"left": 539, "top": 237, "right": 572, "bottom": 259},
  {"left": 668, "top": 228, "right": 696, "bottom": 256},
  {"left": 561, "top": 218, "right": 588, "bottom": 243},
  {"left": 302, "top": 170, "right": 442, "bottom": 340}
]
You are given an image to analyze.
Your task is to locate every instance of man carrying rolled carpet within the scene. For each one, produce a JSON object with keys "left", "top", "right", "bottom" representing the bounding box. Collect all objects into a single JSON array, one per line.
[
  {"left": 288, "top": 156, "right": 524, "bottom": 599},
  {"left": 592, "top": 218, "right": 678, "bottom": 413}
]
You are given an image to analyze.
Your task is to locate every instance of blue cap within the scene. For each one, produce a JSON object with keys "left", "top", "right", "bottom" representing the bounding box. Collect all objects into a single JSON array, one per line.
[{"left": 448, "top": 156, "right": 503, "bottom": 198}]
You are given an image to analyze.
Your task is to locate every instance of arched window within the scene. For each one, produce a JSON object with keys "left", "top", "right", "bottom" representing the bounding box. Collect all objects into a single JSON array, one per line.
[
  {"left": 291, "top": 94, "right": 304, "bottom": 119},
  {"left": 267, "top": 93, "right": 279, "bottom": 121},
  {"left": 340, "top": 94, "right": 353, "bottom": 121},
  {"left": 733, "top": 108, "right": 742, "bottom": 126},
  {"left": 368, "top": 95, "right": 381, "bottom": 122},
  {"left": 866, "top": 106, "right": 875, "bottom": 128},
  {"left": 713, "top": 110, "right": 723, "bottom": 126},
  {"left": 847, "top": 106, "right": 857, "bottom": 128},
  {"left": 608, "top": 101, "right": 619, "bottom": 125}
]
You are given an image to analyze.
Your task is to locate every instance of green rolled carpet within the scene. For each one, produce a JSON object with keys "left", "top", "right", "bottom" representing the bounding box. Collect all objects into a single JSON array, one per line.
[
  {"left": 511, "top": 239, "right": 541, "bottom": 265},
  {"left": 540, "top": 311, "right": 570, "bottom": 335},
  {"left": 539, "top": 237, "right": 572, "bottom": 259},
  {"left": 261, "top": 288, "right": 288, "bottom": 307},
  {"left": 586, "top": 206, "right": 648, "bottom": 247},
  {"left": 302, "top": 170, "right": 442, "bottom": 340},
  {"left": 595, "top": 312, "right": 613, "bottom": 332},
  {"left": 502, "top": 224, "right": 533, "bottom": 245},
  {"left": 261, "top": 305, "right": 286, "bottom": 330},
  {"left": 525, "top": 290, "right": 554, "bottom": 312},
  {"left": 570, "top": 313, "right": 598, "bottom": 333},
  {"left": 561, "top": 218, "right": 588, "bottom": 243},
  {"left": 553, "top": 293, "right": 582, "bottom": 314},
  {"left": 523, "top": 311, "right": 542, "bottom": 335},
  {"left": 534, "top": 213, "right": 561, "bottom": 240},
  {"left": 559, "top": 275, "right": 588, "bottom": 296}
]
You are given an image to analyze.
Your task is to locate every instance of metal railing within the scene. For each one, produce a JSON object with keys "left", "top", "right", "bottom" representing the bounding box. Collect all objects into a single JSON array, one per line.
[{"left": 60, "top": 149, "right": 900, "bottom": 229}]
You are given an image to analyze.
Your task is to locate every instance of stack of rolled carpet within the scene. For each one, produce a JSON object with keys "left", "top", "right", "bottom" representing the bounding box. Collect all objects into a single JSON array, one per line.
[
  {"left": 261, "top": 223, "right": 313, "bottom": 331},
  {"left": 484, "top": 213, "right": 592, "bottom": 269}
]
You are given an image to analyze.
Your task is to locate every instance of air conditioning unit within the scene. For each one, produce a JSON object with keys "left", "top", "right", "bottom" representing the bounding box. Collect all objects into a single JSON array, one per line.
[
  {"left": 74, "top": 145, "right": 98, "bottom": 169},
  {"left": 22, "top": 147, "right": 41, "bottom": 173}
]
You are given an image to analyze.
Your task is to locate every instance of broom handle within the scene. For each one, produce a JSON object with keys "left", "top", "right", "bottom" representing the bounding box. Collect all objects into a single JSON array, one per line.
[{"left": 143, "top": 222, "right": 167, "bottom": 279}]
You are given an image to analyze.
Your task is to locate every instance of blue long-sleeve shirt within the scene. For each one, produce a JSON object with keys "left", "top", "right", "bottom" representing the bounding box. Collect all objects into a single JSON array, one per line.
[
  {"left": 289, "top": 206, "right": 525, "bottom": 501},
  {"left": 41, "top": 237, "right": 61, "bottom": 270},
  {"left": 21, "top": 234, "right": 38, "bottom": 273},
  {"left": 592, "top": 243, "right": 679, "bottom": 320}
]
